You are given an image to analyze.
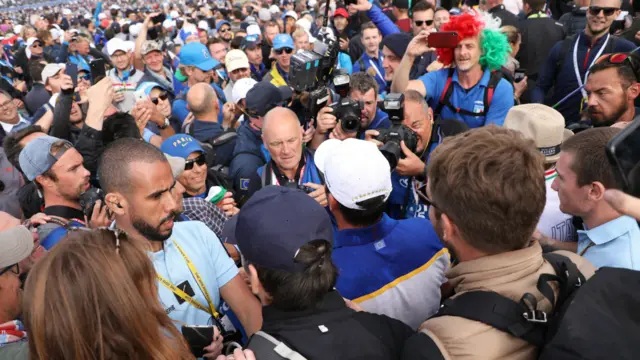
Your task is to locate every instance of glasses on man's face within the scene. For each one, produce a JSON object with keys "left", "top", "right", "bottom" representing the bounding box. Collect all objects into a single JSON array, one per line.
[
  {"left": 151, "top": 93, "right": 169, "bottom": 105},
  {"left": 414, "top": 20, "right": 434, "bottom": 27},
  {"left": 275, "top": 48, "right": 294, "bottom": 55},
  {"left": 588, "top": 6, "right": 619, "bottom": 16},
  {"left": 78, "top": 73, "right": 91, "bottom": 81},
  {"left": 184, "top": 154, "right": 206, "bottom": 171},
  {"left": 219, "top": 27, "right": 230, "bottom": 33},
  {"left": 0, "top": 263, "right": 20, "bottom": 277},
  {"left": 0, "top": 99, "right": 14, "bottom": 110}
]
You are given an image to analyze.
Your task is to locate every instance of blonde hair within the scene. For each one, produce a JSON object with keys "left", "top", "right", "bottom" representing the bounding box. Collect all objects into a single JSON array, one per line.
[{"left": 292, "top": 28, "right": 308, "bottom": 40}]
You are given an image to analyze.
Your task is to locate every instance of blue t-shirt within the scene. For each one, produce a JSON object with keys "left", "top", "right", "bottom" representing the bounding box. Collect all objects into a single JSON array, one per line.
[
  {"left": 152, "top": 221, "right": 238, "bottom": 327},
  {"left": 419, "top": 68, "right": 514, "bottom": 128}
]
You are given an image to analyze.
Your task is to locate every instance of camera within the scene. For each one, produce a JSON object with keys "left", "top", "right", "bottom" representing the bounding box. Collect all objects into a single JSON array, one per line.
[
  {"left": 375, "top": 94, "right": 419, "bottom": 169},
  {"left": 329, "top": 98, "right": 363, "bottom": 133},
  {"left": 79, "top": 188, "right": 105, "bottom": 219}
]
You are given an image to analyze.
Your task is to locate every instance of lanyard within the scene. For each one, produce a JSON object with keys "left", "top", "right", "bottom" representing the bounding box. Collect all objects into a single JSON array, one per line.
[
  {"left": 157, "top": 241, "right": 220, "bottom": 319},
  {"left": 368, "top": 57, "right": 385, "bottom": 83},
  {"left": 573, "top": 34, "right": 609, "bottom": 99}
]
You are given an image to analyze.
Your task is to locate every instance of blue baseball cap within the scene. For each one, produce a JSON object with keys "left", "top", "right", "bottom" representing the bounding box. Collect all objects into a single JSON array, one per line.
[
  {"left": 245, "top": 82, "right": 293, "bottom": 117},
  {"left": 18, "top": 135, "right": 73, "bottom": 181},
  {"left": 160, "top": 134, "right": 204, "bottom": 159},
  {"left": 216, "top": 20, "right": 230, "bottom": 32},
  {"left": 136, "top": 81, "right": 166, "bottom": 96},
  {"left": 179, "top": 42, "right": 218, "bottom": 71},
  {"left": 272, "top": 34, "right": 294, "bottom": 50},
  {"left": 235, "top": 186, "right": 334, "bottom": 272}
]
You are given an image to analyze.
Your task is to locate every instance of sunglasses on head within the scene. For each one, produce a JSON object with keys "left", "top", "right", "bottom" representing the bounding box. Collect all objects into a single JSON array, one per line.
[
  {"left": 184, "top": 154, "right": 206, "bottom": 170},
  {"left": 588, "top": 6, "right": 619, "bottom": 16},
  {"left": 275, "top": 48, "right": 294, "bottom": 55},
  {"left": 596, "top": 52, "right": 630, "bottom": 65},
  {"left": 151, "top": 93, "right": 168, "bottom": 105},
  {"left": 414, "top": 20, "right": 434, "bottom": 26}
]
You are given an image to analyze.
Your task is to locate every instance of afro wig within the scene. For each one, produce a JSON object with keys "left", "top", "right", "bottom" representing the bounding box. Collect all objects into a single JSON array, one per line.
[{"left": 435, "top": 13, "right": 510, "bottom": 71}]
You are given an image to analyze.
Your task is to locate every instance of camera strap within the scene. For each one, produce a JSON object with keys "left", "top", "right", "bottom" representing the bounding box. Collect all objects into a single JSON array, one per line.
[
  {"left": 270, "top": 155, "right": 306, "bottom": 187},
  {"left": 157, "top": 240, "right": 220, "bottom": 319}
]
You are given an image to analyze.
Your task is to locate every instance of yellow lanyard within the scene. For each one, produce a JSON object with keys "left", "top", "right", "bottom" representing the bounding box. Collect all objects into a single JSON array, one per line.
[{"left": 156, "top": 241, "right": 220, "bottom": 319}]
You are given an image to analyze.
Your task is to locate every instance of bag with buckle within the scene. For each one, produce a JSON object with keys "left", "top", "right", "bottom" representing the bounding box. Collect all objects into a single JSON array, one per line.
[
  {"left": 245, "top": 331, "right": 307, "bottom": 360},
  {"left": 430, "top": 253, "right": 587, "bottom": 357}
]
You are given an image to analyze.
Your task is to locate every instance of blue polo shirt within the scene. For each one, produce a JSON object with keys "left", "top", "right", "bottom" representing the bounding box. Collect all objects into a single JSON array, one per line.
[
  {"left": 419, "top": 67, "right": 514, "bottom": 128},
  {"left": 332, "top": 214, "right": 449, "bottom": 328},
  {"left": 577, "top": 215, "right": 640, "bottom": 270},
  {"left": 358, "top": 108, "right": 391, "bottom": 140},
  {"left": 152, "top": 221, "right": 238, "bottom": 327},
  {"left": 353, "top": 52, "right": 386, "bottom": 95}
]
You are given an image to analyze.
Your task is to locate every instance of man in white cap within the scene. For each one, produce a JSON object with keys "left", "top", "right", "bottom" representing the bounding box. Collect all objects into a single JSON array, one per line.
[
  {"left": 258, "top": 8, "right": 272, "bottom": 25},
  {"left": 223, "top": 49, "right": 250, "bottom": 102},
  {"left": 314, "top": 138, "right": 448, "bottom": 329},
  {"left": 504, "top": 104, "right": 577, "bottom": 251},
  {"left": 230, "top": 77, "right": 257, "bottom": 126},
  {"left": 135, "top": 13, "right": 176, "bottom": 97},
  {"left": 106, "top": 38, "right": 144, "bottom": 113}
]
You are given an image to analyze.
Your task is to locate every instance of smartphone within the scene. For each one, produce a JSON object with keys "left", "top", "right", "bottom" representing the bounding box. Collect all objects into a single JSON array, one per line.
[
  {"left": 606, "top": 120, "right": 640, "bottom": 197},
  {"left": 152, "top": 13, "right": 166, "bottom": 25},
  {"left": 64, "top": 63, "right": 78, "bottom": 88},
  {"left": 428, "top": 32, "right": 459, "bottom": 49},
  {"left": 89, "top": 59, "right": 106, "bottom": 85},
  {"left": 181, "top": 325, "right": 215, "bottom": 358},
  {"left": 135, "top": 91, "right": 147, "bottom": 103},
  {"left": 514, "top": 69, "right": 526, "bottom": 83}
]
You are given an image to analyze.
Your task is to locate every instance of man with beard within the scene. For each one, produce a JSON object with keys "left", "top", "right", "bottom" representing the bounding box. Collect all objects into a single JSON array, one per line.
[
  {"left": 533, "top": 0, "right": 635, "bottom": 126},
  {"left": 18, "top": 135, "right": 111, "bottom": 241},
  {"left": 216, "top": 20, "right": 234, "bottom": 47},
  {"left": 98, "top": 139, "right": 261, "bottom": 358},
  {"left": 241, "top": 35, "right": 265, "bottom": 81},
  {"left": 584, "top": 52, "right": 640, "bottom": 127}
]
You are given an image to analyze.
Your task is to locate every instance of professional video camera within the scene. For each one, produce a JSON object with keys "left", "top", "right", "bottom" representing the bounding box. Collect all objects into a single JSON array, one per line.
[
  {"left": 375, "top": 93, "right": 419, "bottom": 169},
  {"left": 329, "top": 97, "right": 363, "bottom": 133}
]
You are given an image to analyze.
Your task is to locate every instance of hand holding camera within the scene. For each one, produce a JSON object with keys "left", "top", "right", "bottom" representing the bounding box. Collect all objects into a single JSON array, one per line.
[
  {"left": 395, "top": 141, "right": 426, "bottom": 177},
  {"left": 316, "top": 106, "right": 337, "bottom": 134}
]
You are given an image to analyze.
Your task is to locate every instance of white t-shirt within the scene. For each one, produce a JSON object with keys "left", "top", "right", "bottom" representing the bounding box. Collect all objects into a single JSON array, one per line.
[{"left": 537, "top": 169, "right": 576, "bottom": 242}]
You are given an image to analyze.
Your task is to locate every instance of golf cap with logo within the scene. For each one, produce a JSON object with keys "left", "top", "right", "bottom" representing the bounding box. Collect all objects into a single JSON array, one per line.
[
  {"left": 232, "top": 78, "right": 258, "bottom": 104},
  {"left": 245, "top": 82, "right": 292, "bottom": 117},
  {"left": 272, "top": 34, "right": 294, "bottom": 50},
  {"left": 235, "top": 186, "right": 334, "bottom": 272},
  {"left": 284, "top": 10, "right": 298, "bottom": 21},
  {"left": 241, "top": 34, "right": 260, "bottom": 50},
  {"left": 216, "top": 20, "right": 231, "bottom": 32},
  {"left": 315, "top": 138, "right": 392, "bottom": 210},
  {"left": 225, "top": 49, "right": 250, "bottom": 73},
  {"left": 106, "top": 38, "right": 129, "bottom": 56},
  {"left": 504, "top": 104, "right": 573, "bottom": 164},
  {"left": 0, "top": 226, "right": 33, "bottom": 268},
  {"left": 179, "top": 42, "right": 217, "bottom": 71},
  {"left": 160, "top": 134, "right": 205, "bottom": 159},
  {"left": 41, "top": 63, "right": 65, "bottom": 85},
  {"left": 19, "top": 135, "right": 73, "bottom": 181}
]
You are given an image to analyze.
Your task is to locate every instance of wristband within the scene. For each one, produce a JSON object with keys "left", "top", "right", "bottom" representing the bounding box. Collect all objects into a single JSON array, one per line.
[{"left": 142, "top": 128, "right": 154, "bottom": 142}]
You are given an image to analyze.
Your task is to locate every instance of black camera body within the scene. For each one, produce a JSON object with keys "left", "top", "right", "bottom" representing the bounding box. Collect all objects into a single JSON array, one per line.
[
  {"left": 375, "top": 94, "right": 419, "bottom": 169},
  {"left": 329, "top": 98, "right": 363, "bottom": 133},
  {"left": 79, "top": 188, "right": 105, "bottom": 219}
]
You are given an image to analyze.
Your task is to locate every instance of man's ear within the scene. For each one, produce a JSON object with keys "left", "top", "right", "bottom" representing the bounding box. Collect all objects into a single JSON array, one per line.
[
  {"left": 248, "top": 264, "right": 270, "bottom": 305},
  {"left": 327, "top": 192, "right": 338, "bottom": 212},
  {"left": 627, "top": 83, "right": 640, "bottom": 101},
  {"left": 589, "top": 181, "right": 607, "bottom": 202},
  {"left": 105, "top": 192, "right": 127, "bottom": 216},
  {"left": 35, "top": 175, "right": 53, "bottom": 190}
]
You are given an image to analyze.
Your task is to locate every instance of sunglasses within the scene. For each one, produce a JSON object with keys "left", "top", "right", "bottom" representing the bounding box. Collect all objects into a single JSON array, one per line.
[
  {"left": 30, "top": 43, "right": 41, "bottom": 48},
  {"left": 219, "top": 28, "right": 230, "bottom": 33},
  {"left": 79, "top": 73, "right": 91, "bottom": 81},
  {"left": 596, "top": 52, "right": 630, "bottom": 65},
  {"left": 184, "top": 154, "right": 206, "bottom": 170},
  {"left": 588, "top": 6, "right": 619, "bottom": 16},
  {"left": 414, "top": 20, "right": 434, "bottom": 26},
  {"left": 0, "top": 263, "right": 19, "bottom": 277},
  {"left": 151, "top": 93, "right": 169, "bottom": 105},
  {"left": 275, "top": 48, "right": 294, "bottom": 55}
]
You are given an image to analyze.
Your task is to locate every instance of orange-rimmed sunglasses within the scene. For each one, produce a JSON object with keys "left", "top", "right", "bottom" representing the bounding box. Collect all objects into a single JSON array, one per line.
[{"left": 595, "top": 53, "right": 631, "bottom": 65}]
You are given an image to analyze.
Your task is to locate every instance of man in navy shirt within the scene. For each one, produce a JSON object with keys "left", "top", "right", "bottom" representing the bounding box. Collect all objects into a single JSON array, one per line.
[
  {"left": 391, "top": 13, "right": 514, "bottom": 128},
  {"left": 532, "top": 0, "right": 635, "bottom": 125},
  {"left": 353, "top": 22, "right": 386, "bottom": 95}
]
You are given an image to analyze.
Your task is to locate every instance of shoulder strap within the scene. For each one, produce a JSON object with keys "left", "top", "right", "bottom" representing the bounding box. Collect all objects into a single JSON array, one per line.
[
  {"left": 210, "top": 130, "right": 237, "bottom": 147},
  {"left": 540, "top": 253, "right": 586, "bottom": 307},
  {"left": 557, "top": 34, "right": 577, "bottom": 73},
  {"left": 483, "top": 70, "right": 504, "bottom": 116},
  {"left": 261, "top": 161, "right": 272, "bottom": 188},
  {"left": 248, "top": 331, "right": 307, "bottom": 360},
  {"left": 605, "top": 35, "right": 618, "bottom": 54},
  {"left": 434, "top": 68, "right": 455, "bottom": 117}
]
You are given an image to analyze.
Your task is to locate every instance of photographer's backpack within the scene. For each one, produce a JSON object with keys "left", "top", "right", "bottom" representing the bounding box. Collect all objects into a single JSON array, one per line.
[
  {"left": 183, "top": 122, "right": 238, "bottom": 174},
  {"left": 427, "top": 254, "right": 640, "bottom": 359}
]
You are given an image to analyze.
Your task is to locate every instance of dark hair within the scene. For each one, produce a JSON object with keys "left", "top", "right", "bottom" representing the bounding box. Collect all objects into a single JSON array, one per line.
[
  {"left": 3, "top": 125, "right": 44, "bottom": 170},
  {"left": 28, "top": 60, "right": 46, "bottom": 83},
  {"left": 411, "top": 1, "right": 435, "bottom": 17},
  {"left": 230, "top": 35, "right": 244, "bottom": 50},
  {"left": 233, "top": 9, "right": 243, "bottom": 20},
  {"left": 207, "top": 37, "right": 225, "bottom": 47},
  {"left": 590, "top": 61, "right": 638, "bottom": 88},
  {"left": 524, "top": 0, "right": 547, "bottom": 12},
  {"left": 252, "top": 239, "right": 337, "bottom": 311},
  {"left": 102, "top": 112, "right": 142, "bottom": 147},
  {"left": 326, "top": 184, "right": 386, "bottom": 227},
  {"left": 349, "top": 72, "right": 379, "bottom": 98},
  {"left": 98, "top": 138, "right": 167, "bottom": 194},
  {"left": 561, "top": 127, "right": 622, "bottom": 189}
]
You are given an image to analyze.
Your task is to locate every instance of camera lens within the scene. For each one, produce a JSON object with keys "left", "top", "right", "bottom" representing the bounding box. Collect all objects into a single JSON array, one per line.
[
  {"left": 341, "top": 113, "right": 360, "bottom": 133},
  {"left": 379, "top": 141, "right": 402, "bottom": 170}
]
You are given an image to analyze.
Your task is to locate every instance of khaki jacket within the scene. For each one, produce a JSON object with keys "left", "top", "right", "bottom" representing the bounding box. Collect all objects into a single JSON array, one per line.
[{"left": 419, "top": 241, "right": 596, "bottom": 360}]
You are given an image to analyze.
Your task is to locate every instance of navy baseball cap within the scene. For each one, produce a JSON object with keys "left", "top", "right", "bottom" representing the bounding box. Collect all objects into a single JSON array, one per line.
[
  {"left": 216, "top": 20, "right": 230, "bottom": 32},
  {"left": 245, "top": 82, "right": 292, "bottom": 117},
  {"left": 160, "top": 134, "right": 204, "bottom": 159},
  {"left": 241, "top": 34, "right": 260, "bottom": 50},
  {"left": 235, "top": 186, "right": 334, "bottom": 272},
  {"left": 179, "top": 42, "right": 218, "bottom": 71}
]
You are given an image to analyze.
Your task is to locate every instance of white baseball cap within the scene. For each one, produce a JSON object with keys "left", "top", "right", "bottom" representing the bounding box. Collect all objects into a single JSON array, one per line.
[
  {"left": 284, "top": 10, "right": 298, "bottom": 21},
  {"left": 170, "top": 10, "right": 180, "bottom": 19},
  {"left": 0, "top": 226, "right": 34, "bottom": 268},
  {"left": 98, "top": 13, "right": 107, "bottom": 20},
  {"left": 26, "top": 37, "right": 40, "bottom": 47},
  {"left": 163, "top": 19, "right": 176, "bottom": 29},
  {"left": 106, "top": 38, "right": 129, "bottom": 56},
  {"left": 41, "top": 63, "right": 65, "bottom": 85},
  {"left": 225, "top": 49, "right": 250, "bottom": 73},
  {"left": 110, "top": 4, "right": 121, "bottom": 10},
  {"left": 198, "top": 20, "right": 209, "bottom": 31},
  {"left": 269, "top": 5, "right": 281, "bottom": 14},
  {"left": 232, "top": 78, "right": 258, "bottom": 104},
  {"left": 83, "top": 13, "right": 92, "bottom": 20},
  {"left": 129, "top": 23, "right": 141, "bottom": 37},
  {"left": 258, "top": 8, "right": 271, "bottom": 21},
  {"left": 247, "top": 24, "right": 261, "bottom": 37},
  {"left": 62, "top": 8, "right": 72, "bottom": 16},
  {"left": 315, "top": 139, "right": 392, "bottom": 210}
]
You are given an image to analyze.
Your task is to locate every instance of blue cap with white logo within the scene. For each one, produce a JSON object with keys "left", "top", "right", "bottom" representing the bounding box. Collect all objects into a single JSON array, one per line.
[
  {"left": 136, "top": 82, "right": 167, "bottom": 96},
  {"left": 179, "top": 42, "right": 218, "bottom": 71},
  {"left": 160, "top": 134, "right": 204, "bottom": 159},
  {"left": 272, "top": 34, "right": 294, "bottom": 50}
]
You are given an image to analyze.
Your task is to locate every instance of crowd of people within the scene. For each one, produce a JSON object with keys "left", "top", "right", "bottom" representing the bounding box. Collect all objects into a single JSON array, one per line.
[{"left": 0, "top": 0, "right": 640, "bottom": 358}]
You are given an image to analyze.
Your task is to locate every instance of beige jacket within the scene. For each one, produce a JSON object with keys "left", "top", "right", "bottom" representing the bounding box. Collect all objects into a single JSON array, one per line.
[{"left": 419, "top": 241, "right": 596, "bottom": 360}]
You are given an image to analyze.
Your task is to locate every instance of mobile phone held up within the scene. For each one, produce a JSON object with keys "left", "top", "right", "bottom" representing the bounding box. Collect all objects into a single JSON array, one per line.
[
  {"left": 89, "top": 59, "right": 106, "bottom": 85},
  {"left": 606, "top": 120, "right": 640, "bottom": 197},
  {"left": 182, "top": 325, "right": 214, "bottom": 358},
  {"left": 64, "top": 63, "right": 78, "bottom": 89},
  {"left": 428, "top": 32, "right": 459, "bottom": 49},
  {"left": 514, "top": 69, "right": 527, "bottom": 83}
]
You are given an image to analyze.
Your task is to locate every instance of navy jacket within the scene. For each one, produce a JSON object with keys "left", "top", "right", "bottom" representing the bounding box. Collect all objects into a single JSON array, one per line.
[{"left": 229, "top": 121, "right": 267, "bottom": 205}]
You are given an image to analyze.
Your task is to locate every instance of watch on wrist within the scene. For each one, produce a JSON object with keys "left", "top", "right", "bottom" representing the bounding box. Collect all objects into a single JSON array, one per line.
[{"left": 158, "top": 117, "right": 170, "bottom": 130}]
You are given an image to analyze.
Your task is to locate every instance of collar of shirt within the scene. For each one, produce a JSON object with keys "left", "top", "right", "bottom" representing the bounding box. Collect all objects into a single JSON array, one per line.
[
  {"left": 577, "top": 215, "right": 639, "bottom": 246},
  {"left": 334, "top": 213, "right": 397, "bottom": 248},
  {"left": 276, "top": 63, "right": 288, "bottom": 81},
  {"left": 368, "top": 109, "right": 389, "bottom": 130},
  {"left": 452, "top": 67, "right": 491, "bottom": 89},
  {"left": 580, "top": 30, "right": 609, "bottom": 48},
  {"left": 0, "top": 115, "right": 30, "bottom": 134},
  {"left": 362, "top": 51, "right": 383, "bottom": 63}
]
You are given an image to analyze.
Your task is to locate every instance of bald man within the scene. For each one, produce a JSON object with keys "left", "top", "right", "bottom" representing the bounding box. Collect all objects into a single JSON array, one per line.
[{"left": 258, "top": 107, "right": 327, "bottom": 206}]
